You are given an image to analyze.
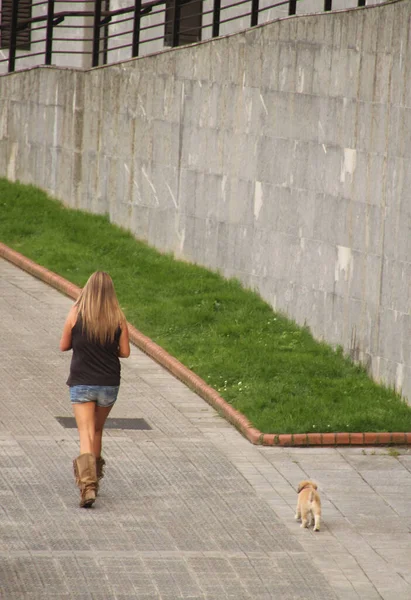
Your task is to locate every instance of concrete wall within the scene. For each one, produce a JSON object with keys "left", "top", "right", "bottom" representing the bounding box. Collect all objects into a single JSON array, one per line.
[{"left": 0, "top": 0, "right": 410, "bottom": 399}]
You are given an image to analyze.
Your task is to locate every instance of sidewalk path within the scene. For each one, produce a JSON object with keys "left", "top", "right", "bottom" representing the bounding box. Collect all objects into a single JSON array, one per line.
[{"left": 1, "top": 257, "right": 411, "bottom": 600}]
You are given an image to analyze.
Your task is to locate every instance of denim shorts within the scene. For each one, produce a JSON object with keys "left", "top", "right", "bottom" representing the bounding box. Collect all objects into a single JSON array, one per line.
[{"left": 69, "top": 385, "right": 119, "bottom": 408}]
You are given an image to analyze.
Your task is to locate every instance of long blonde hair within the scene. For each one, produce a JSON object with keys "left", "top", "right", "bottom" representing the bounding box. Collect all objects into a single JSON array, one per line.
[{"left": 75, "top": 271, "right": 125, "bottom": 344}]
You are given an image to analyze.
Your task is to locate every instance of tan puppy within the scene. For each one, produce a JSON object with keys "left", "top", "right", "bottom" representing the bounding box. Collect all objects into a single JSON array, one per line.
[{"left": 295, "top": 480, "right": 321, "bottom": 531}]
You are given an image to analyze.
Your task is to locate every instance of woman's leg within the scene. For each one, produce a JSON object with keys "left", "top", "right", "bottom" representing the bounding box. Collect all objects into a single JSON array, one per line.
[
  {"left": 72, "top": 402, "right": 98, "bottom": 507},
  {"left": 73, "top": 402, "right": 97, "bottom": 455},
  {"left": 93, "top": 404, "right": 114, "bottom": 458}
]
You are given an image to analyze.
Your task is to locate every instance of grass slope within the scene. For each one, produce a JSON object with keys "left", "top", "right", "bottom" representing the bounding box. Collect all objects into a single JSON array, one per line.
[{"left": 1, "top": 177, "right": 410, "bottom": 433}]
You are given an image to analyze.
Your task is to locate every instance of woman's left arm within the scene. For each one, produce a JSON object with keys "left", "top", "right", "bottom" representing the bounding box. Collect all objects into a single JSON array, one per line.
[
  {"left": 118, "top": 322, "right": 130, "bottom": 358},
  {"left": 59, "top": 306, "right": 77, "bottom": 351}
]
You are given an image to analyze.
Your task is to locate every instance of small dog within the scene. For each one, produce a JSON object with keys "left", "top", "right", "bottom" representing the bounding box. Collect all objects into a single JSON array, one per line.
[{"left": 295, "top": 480, "right": 321, "bottom": 531}]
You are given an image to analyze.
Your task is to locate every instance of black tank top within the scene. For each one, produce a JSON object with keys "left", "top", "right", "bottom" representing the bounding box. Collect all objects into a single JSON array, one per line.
[{"left": 67, "top": 317, "right": 122, "bottom": 387}]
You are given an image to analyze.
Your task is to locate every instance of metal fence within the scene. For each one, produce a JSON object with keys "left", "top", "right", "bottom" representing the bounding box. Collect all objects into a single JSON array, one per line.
[{"left": 0, "top": 0, "right": 368, "bottom": 73}]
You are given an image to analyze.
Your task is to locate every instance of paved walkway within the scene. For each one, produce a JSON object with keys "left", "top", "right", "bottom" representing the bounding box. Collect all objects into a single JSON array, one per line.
[{"left": 1, "top": 257, "right": 411, "bottom": 600}]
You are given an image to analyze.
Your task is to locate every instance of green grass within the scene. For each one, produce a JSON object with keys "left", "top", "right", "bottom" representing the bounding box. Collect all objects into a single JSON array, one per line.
[{"left": 2, "top": 177, "right": 411, "bottom": 434}]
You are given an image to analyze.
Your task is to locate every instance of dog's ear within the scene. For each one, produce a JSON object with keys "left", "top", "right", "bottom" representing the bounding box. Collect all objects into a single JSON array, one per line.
[{"left": 297, "top": 481, "right": 308, "bottom": 493}]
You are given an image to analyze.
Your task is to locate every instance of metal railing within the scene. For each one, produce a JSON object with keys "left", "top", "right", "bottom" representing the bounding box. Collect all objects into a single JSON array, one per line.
[{"left": 0, "top": 0, "right": 368, "bottom": 73}]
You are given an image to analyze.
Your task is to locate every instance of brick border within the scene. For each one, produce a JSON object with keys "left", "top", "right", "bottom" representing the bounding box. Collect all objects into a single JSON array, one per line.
[{"left": 1, "top": 242, "right": 410, "bottom": 447}]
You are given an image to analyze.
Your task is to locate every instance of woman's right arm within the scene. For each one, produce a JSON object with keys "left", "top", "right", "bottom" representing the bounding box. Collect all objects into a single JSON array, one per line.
[
  {"left": 118, "top": 322, "right": 130, "bottom": 358},
  {"left": 59, "top": 306, "right": 77, "bottom": 351}
]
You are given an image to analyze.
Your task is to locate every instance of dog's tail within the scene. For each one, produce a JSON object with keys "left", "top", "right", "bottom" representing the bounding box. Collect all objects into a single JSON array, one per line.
[{"left": 309, "top": 490, "right": 314, "bottom": 503}]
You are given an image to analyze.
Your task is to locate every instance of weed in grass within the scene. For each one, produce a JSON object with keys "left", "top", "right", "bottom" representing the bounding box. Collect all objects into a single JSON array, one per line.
[{"left": 2, "top": 178, "right": 411, "bottom": 434}]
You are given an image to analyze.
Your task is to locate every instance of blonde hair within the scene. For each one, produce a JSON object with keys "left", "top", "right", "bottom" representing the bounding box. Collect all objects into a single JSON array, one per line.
[{"left": 75, "top": 271, "right": 125, "bottom": 345}]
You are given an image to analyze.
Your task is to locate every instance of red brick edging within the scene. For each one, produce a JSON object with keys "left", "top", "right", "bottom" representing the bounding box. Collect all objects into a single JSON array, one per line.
[{"left": 1, "top": 242, "right": 410, "bottom": 447}]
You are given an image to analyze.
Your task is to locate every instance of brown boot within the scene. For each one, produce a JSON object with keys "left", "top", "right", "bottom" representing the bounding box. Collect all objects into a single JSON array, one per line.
[
  {"left": 73, "top": 453, "right": 97, "bottom": 508},
  {"left": 95, "top": 456, "right": 106, "bottom": 496}
]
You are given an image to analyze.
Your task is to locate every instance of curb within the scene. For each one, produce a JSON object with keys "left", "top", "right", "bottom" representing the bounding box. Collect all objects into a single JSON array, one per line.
[{"left": 1, "top": 242, "right": 410, "bottom": 447}]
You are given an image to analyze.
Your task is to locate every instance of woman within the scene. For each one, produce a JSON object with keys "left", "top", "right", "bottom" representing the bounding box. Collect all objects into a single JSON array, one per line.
[{"left": 60, "top": 271, "right": 130, "bottom": 507}]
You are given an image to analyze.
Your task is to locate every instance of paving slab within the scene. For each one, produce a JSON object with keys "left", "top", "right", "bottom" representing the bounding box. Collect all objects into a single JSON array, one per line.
[{"left": 1, "top": 257, "right": 411, "bottom": 599}]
